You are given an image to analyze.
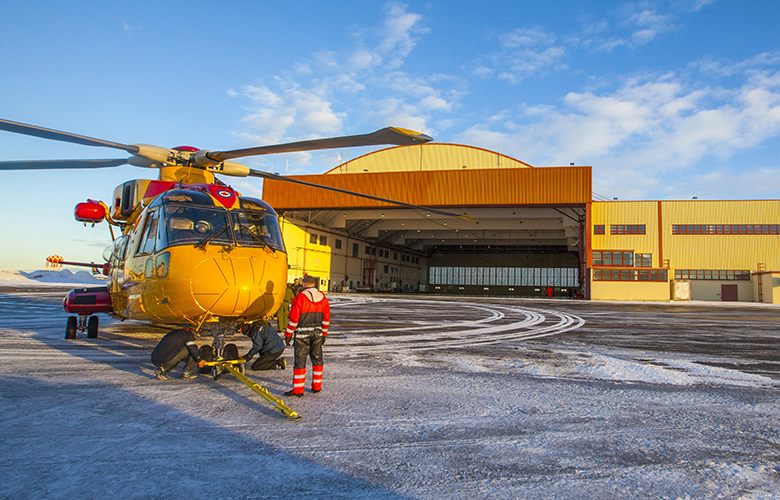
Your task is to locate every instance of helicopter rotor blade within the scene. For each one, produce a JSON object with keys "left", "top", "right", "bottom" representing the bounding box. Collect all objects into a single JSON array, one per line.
[
  {"left": 205, "top": 127, "right": 432, "bottom": 163},
  {"left": 248, "top": 169, "right": 473, "bottom": 221},
  {"left": 0, "top": 118, "right": 140, "bottom": 155},
  {"left": 0, "top": 158, "right": 130, "bottom": 170}
]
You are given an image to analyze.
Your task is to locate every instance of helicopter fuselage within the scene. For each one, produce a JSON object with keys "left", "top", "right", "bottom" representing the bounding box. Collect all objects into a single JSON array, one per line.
[{"left": 104, "top": 184, "right": 288, "bottom": 330}]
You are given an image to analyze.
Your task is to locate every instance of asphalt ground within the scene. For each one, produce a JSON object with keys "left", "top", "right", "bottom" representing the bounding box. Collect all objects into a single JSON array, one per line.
[{"left": 1, "top": 286, "right": 779, "bottom": 498}]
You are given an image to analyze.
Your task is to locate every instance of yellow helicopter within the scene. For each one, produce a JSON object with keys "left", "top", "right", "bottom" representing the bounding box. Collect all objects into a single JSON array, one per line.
[{"left": 0, "top": 118, "right": 463, "bottom": 353}]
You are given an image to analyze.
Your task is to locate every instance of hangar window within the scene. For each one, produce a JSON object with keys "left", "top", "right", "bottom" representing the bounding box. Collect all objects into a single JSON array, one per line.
[
  {"left": 672, "top": 224, "right": 780, "bottom": 235},
  {"left": 310, "top": 233, "right": 318, "bottom": 244},
  {"left": 353, "top": 243, "right": 359, "bottom": 257},
  {"left": 319, "top": 235, "right": 327, "bottom": 246},
  {"left": 335, "top": 239, "right": 342, "bottom": 249},
  {"left": 593, "top": 269, "right": 668, "bottom": 282},
  {"left": 611, "top": 225, "right": 646, "bottom": 235},
  {"left": 635, "top": 253, "right": 652, "bottom": 267},
  {"left": 592, "top": 251, "right": 634, "bottom": 267},
  {"left": 674, "top": 269, "right": 751, "bottom": 280},
  {"left": 594, "top": 225, "right": 605, "bottom": 235},
  {"left": 429, "top": 266, "right": 578, "bottom": 287}
]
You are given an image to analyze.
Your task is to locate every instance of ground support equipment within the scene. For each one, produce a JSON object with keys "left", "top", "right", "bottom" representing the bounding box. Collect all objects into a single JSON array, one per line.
[{"left": 202, "top": 358, "right": 301, "bottom": 421}]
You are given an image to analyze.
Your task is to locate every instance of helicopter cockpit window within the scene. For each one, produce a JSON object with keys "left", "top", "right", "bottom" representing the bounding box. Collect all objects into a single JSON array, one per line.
[
  {"left": 111, "top": 235, "right": 130, "bottom": 262},
  {"left": 137, "top": 209, "right": 159, "bottom": 255},
  {"left": 162, "top": 205, "right": 231, "bottom": 248},
  {"left": 262, "top": 212, "right": 285, "bottom": 251},
  {"left": 232, "top": 211, "right": 264, "bottom": 248},
  {"left": 238, "top": 197, "right": 285, "bottom": 252}
]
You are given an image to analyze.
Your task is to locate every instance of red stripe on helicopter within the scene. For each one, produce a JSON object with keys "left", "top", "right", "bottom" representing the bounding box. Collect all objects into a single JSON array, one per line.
[{"left": 143, "top": 181, "right": 176, "bottom": 199}]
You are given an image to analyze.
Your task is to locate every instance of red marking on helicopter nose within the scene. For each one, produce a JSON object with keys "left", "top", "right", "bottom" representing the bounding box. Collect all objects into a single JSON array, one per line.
[{"left": 207, "top": 184, "right": 237, "bottom": 208}]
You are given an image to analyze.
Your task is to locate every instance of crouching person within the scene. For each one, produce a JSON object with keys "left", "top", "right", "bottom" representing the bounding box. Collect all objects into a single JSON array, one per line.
[
  {"left": 151, "top": 327, "right": 206, "bottom": 380},
  {"left": 242, "top": 320, "right": 286, "bottom": 371}
]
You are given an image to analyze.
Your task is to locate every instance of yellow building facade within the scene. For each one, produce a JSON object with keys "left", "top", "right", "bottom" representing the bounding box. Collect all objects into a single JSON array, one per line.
[{"left": 590, "top": 200, "right": 780, "bottom": 303}]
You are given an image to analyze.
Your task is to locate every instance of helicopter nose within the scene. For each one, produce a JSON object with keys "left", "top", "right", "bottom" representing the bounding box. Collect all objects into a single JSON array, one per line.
[{"left": 190, "top": 256, "right": 261, "bottom": 317}]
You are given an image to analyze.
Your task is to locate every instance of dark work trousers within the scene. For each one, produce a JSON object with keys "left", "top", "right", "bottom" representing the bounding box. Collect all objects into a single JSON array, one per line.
[
  {"left": 277, "top": 305, "right": 290, "bottom": 333},
  {"left": 157, "top": 346, "right": 197, "bottom": 373},
  {"left": 250, "top": 350, "right": 284, "bottom": 370},
  {"left": 293, "top": 335, "right": 324, "bottom": 369}
]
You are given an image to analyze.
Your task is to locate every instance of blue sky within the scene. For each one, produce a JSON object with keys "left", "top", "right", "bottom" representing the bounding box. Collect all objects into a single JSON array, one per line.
[{"left": 1, "top": 0, "right": 779, "bottom": 270}]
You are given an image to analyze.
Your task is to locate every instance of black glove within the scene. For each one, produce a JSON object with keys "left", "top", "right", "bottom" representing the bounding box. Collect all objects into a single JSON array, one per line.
[
  {"left": 285, "top": 337, "right": 292, "bottom": 347},
  {"left": 321, "top": 335, "right": 327, "bottom": 344},
  {"left": 242, "top": 352, "right": 254, "bottom": 362}
]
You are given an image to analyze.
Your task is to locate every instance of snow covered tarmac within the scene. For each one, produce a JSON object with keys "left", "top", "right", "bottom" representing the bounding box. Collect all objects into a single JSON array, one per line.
[{"left": 1, "top": 281, "right": 779, "bottom": 499}]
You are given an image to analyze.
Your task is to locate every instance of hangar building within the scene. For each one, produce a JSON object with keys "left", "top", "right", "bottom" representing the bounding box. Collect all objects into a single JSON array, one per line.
[{"left": 262, "top": 143, "right": 780, "bottom": 304}]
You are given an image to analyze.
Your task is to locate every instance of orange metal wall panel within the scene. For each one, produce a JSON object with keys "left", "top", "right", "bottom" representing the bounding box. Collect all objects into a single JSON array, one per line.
[{"left": 263, "top": 166, "right": 591, "bottom": 210}]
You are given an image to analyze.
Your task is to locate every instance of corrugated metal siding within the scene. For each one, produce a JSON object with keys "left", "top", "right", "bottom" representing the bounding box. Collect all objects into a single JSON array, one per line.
[
  {"left": 590, "top": 201, "right": 660, "bottom": 261},
  {"left": 264, "top": 166, "right": 591, "bottom": 209},
  {"left": 662, "top": 200, "right": 780, "bottom": 270},
  {"left": 325, "top": 143, "right": 534, "bottom": 174},
  {"left": 591, "top": 200, "right": 780, "bottom": 271}
]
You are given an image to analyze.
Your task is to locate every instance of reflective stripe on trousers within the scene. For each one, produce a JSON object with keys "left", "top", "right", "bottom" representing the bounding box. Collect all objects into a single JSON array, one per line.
[
  {"left": 292, "top": 368, "right": 306, "bottom": 395},
  {"left": 312, "top": 365, "right": 323, "bottom": 391}
]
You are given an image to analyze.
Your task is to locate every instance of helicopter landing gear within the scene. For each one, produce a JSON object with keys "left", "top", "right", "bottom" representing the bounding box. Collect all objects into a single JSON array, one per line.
[
  {"left": 223, "top": 343, "right": 244, "bottom": 375},
  {"left": 87, "top": 316, "right": 99, "bottom": 338},
  {"left": 202, "top": 336, "right": 244, "bottom": 379},
  {"left": 198, "top": 345, "right": 214, "bottom": 374},
  {"left": 65, "top": 316, "right": 78, "bottom": 339},
  {"left": 64, "top": 314, "right": 99, "bottom": 339}
]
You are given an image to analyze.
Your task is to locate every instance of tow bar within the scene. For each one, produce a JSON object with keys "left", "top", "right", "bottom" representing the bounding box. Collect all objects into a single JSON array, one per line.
[{"left": 202, "top": 359, "right": 301, "bottom": 422}]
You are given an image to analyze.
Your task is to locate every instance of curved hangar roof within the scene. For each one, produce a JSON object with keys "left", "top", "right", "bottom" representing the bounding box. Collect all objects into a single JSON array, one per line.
[{"left": 262, "top": 143, "right": 591, "bottom": 252}]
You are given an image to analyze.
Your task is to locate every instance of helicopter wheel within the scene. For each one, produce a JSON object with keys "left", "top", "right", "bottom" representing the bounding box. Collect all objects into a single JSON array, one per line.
[
  {"left": 65, "top": 316, "right": 78, "bottom": 339},
  {"left": 222, "top": 344, "right": 244, "bottom": 373},
  {"left": 222, "top": 343, "right": 243, "bottom": 374},
  {"left": 86, "top": 316, "right": 99, "bottom": 339},
  {"left": 198, "top": 345, "right": 213, "bottom": 375},
  {"left": 223, "top": 343, "right": 239, "bottom": 360}
]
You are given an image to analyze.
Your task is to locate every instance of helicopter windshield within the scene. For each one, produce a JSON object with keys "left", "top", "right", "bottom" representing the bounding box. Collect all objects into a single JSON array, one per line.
[
  {"left": 231, "top": 209, "right": 285, "bottom": 252},
  {"left": 160, "top": 203, "right": 285, "bottom": 253},
  {"left": 163, "top": 205, "right": 232, "bottom": 247}
]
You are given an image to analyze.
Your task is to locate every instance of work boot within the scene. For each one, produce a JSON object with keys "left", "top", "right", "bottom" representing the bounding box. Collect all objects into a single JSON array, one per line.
[
  {"left": 181, "top": 371, "right": 197, "bottom": 379},
  {"left": 312, "top": 388, "right": 321, "bottom": 394},
  {"left": 155, "top": 368, "right": 168, "bottom": 380},
  {"left": 284, "top": 390, "right": 303, "bottom": 398},
  {"left": 277, "top": 358, "right": 287, "bottom": 370}
]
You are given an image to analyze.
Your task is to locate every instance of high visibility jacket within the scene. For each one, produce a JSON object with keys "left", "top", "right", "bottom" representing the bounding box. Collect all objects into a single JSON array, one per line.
[{"left": 285, "top": 287, "right": 330, "bottom": 339}]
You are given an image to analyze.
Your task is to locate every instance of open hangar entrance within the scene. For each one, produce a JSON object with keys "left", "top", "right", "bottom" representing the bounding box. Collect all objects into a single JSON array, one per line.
[{"left": 262, "top": 144, "right": 591, "bottom": 297}]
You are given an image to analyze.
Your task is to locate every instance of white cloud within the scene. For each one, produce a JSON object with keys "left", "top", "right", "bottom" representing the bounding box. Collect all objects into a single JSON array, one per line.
[
  {"left": 370, "top": 97, "right": 428, "bottom": 132},
  {"left": 228, "top": 2, "right": 455, "bottom": 173},
  {"left": 377, "top": 3, "right": 429, "bottom": 64},
  {"left": 480, "top": 27, "right": 567, "bottom": 84},
  {"left": 231, "top": 84, "right": 344, "bottom": 147},
  {"left": 456, "top": 65, "right": 780, "bottom": 199}
]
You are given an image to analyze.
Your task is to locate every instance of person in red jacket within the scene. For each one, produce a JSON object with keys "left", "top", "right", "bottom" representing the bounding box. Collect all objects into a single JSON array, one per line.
[{"left": 284, "top": 275, "right": 330, "bottom": 397}]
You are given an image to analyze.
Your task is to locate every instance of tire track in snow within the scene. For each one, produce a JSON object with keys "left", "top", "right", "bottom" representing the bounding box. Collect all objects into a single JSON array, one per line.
[{"left": 327, "top": 295, "right": 584, "bottom": 352}]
